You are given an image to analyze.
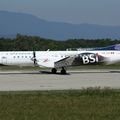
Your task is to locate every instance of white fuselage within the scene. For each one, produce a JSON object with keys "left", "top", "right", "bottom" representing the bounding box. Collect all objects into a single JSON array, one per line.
[
  {"left": 0, "top": 51, "right": 34, "bottom": 66},
  {"left": 0, "top": 51, "right": 120, "bottom": 68}
]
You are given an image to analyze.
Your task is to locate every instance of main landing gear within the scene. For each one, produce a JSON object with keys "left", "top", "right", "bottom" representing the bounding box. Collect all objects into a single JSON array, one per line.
[
  {"left": 61, "top": 67, "right": 66, "bottom": 74},
  {"left": 51, "top": 68, "right": 57, "bottom": 74},
  {"left": 51, "top": 67, "right": 66, "bottom": 74}
]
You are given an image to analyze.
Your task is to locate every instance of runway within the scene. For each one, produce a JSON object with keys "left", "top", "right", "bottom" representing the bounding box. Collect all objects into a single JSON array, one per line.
[{"left": 0, "top": 69, "right": 120, "bottom": 91}]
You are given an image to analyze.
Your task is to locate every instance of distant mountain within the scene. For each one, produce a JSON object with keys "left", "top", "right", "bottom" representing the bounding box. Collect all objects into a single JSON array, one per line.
[{"left": 0, "top": 11, "right": 120, "bottom": 40}]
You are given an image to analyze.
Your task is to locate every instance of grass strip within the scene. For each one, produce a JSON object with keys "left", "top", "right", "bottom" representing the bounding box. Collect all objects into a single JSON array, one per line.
[{"left": 0, "top": 88, "right": 120, "bottom": 120}]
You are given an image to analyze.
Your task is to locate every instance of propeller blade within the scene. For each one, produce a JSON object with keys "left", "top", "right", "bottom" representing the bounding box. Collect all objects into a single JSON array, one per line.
[{"left": 33, "top": 51, "right": 37, "bottom": 66}]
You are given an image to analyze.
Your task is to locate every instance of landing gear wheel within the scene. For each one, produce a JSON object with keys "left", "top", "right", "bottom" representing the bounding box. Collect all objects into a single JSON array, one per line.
[
  {"left": 61, "top": 67, "right": 66, "bottom": 74},
  {"left": 51, "top": 68, "right": 57, "bottom": 74}
]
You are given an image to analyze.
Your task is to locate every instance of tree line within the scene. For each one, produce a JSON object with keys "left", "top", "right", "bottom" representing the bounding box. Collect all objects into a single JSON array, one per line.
[{"left": 0, "top": 34, "right": 120, "bottom": 51}]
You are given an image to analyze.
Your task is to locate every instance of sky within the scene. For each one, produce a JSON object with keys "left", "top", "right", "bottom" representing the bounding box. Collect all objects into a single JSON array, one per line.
[{"left": 0, "top": 0, "right": 120, "bottom": 26}]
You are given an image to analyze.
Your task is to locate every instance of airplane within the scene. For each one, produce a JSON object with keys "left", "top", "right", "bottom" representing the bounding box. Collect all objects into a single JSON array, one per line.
[{"left": 0, "top": 48, "right": 120, "bottom": 74}]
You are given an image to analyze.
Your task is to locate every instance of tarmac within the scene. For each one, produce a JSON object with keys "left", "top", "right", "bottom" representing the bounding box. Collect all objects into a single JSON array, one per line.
[{"left": 0, "top": 69, "right": 120, "bottom": 91}]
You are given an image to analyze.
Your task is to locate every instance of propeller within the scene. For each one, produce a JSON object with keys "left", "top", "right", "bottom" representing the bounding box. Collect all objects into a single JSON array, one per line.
[{"left": 32, "top": 51, "right": 37, "bottom": 66}]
